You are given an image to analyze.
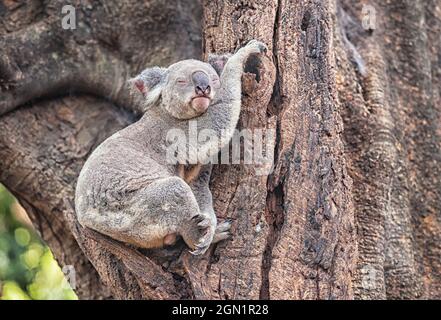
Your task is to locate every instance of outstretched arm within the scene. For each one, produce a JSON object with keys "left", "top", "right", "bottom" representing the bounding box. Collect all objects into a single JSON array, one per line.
[{"left": 197, "top": 40, "right": 267, "bottom": 162}]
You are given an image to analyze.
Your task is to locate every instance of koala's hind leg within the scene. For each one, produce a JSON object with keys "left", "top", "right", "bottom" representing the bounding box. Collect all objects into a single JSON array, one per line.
[
  {"left": 122, "top": 176, "right": 216, "bottom": 254},
  {"left": 79, "top": 177, "right": 217, "bottom": 253}
]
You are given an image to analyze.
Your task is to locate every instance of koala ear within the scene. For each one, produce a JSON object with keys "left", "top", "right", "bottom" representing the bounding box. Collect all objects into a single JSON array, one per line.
[
  {"left": 207, "top": 53, "right": 232, "bottom": 76},
  {"left": 129, "top": 67, "right": 167, "bottom": 97}
]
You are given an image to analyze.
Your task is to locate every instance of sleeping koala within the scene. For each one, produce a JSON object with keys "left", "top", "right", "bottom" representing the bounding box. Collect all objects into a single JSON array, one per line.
[{"left": 75, "top": 40, "right": 267, "bottom": 255}]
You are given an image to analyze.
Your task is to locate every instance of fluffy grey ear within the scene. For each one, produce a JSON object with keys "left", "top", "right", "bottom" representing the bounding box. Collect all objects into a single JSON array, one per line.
[
  {"left": 129, "top": 67, "right": 167, "bottom": 97},
  {"left": 207, "top": 53, "right": 232, "bottom": 75}
]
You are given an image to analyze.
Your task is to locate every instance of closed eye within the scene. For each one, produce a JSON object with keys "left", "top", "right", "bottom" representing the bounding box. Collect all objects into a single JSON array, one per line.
[{"left": 176, "top": 78, "right": 188, "bottom": 85}]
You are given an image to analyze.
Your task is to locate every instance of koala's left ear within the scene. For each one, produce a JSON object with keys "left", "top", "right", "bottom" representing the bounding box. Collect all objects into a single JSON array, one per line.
[{"left": 129, "top": 67, "right": 167, "bottom": 97}]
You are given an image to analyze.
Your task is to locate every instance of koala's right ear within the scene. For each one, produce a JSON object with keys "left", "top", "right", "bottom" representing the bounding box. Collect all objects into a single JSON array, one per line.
[{"left": 129, "top": 67, "right": 167, "bottom": 98}]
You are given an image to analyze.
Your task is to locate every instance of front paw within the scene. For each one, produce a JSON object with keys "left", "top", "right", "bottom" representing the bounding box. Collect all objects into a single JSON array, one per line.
[
  {"left": 244, "top": 39, "right": 268, "bottom": 55},
  {"left": 212, "top": 218, "right": 233, "bottom": 244}
]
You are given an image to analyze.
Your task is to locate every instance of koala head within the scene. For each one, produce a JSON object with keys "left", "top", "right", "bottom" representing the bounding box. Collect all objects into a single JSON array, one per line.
[{"left": 130, "top": 59, "right": 223, "bottom": 119}]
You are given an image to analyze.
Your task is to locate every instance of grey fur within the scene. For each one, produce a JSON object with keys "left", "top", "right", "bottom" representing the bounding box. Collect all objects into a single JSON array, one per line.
[{"left": 75, "top": 40, "right": 267, "bottom": 255}]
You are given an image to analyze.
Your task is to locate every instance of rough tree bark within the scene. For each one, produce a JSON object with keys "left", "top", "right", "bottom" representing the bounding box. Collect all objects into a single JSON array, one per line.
[{"left": 0, "top": 0, "right": 439, "bottom": 299}]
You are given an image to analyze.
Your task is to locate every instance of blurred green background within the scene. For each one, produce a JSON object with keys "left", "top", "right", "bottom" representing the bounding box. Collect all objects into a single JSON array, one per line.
[{"left": 0, "top": 183, "right": 77, "bottom": 300}]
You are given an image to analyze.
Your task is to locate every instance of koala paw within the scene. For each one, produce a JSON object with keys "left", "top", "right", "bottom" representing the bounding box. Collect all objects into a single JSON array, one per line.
[
  {"left": 188, "top": 213, "right": 215, "bottom": 255},
  {"left": 245, "top": 39, "right": 268, "bottom": 54},
  {"left": 213, "top": 218, "right": 233, "bottom": 244}
]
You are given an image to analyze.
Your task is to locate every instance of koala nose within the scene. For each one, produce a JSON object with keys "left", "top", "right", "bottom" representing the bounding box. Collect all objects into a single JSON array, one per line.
[
  {"left": 196, "top": 85, "right": 211, "bottom": 95},
  {"left": 192, "top": 71, "right": 211, "bottom": 95}
]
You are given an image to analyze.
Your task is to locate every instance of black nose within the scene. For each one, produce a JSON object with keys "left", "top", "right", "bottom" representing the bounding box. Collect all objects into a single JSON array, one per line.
[
  {"left": 195, "top": 85, "right": 211, "bottom": 95},
  {"left": 192, "top": 71, "right": 211, "bottom": 95}
]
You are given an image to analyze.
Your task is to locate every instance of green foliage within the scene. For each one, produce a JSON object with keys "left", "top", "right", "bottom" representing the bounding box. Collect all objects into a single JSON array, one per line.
[{"left": 0, "top": 184, "right": 77, "bottom": 300}]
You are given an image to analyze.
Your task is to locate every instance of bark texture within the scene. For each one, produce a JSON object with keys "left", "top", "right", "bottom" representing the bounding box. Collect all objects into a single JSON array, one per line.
[{"left": 0, "top": 0, "right": 439, "bottom": 299}]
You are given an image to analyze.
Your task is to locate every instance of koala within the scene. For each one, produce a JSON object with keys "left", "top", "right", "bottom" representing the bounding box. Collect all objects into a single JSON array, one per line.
[{"left": 75, "top": 40, "right": 267, "bottom": 255}]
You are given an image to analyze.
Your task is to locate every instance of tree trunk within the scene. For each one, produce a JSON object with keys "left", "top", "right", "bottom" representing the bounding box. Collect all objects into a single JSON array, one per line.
[{"left": 0, "top": 0, "right": 439, "bottom": 300}]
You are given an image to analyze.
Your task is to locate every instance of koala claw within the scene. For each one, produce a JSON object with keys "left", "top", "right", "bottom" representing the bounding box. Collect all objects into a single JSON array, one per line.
[
  {"left": 189, "top": 235, "right": 211, "bottom": 255},
  {"left": 188, "top": 213, "right": 215, "bottom": 255},
  {"left": 194, "top": 215, "right": 212, "bottom": 228},
  {"left": 216, "top": 219, "right": 233, "bottom": 232},
  {"left": 190, "top": 244, "right": 210, "bottom": 256},
  {"left": 245, "top": 39, "right": 268, "bottom": 54},
  {"left": 212, "top": 219, "right": 233, "bottom": 244},
  {"left": 213, "top": 231, "right": 232, "bottom": 244}
]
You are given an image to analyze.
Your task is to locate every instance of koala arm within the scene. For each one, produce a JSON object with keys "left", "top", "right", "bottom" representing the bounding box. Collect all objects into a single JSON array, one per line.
[
  {"left": 197, "top": 40, "right": 267, "bottom": 162},
  {"left": 188, "top": 164, "right": 232, "bottom": 245},
  {"left": 189, "top": 165, "right": 214, "bottom": 216}
]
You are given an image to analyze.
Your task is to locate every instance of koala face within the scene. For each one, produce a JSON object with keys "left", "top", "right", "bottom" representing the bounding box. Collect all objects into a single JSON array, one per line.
[
  {"left": 161, "top": 60, "right": 220, "bottom": 119},
  {"left": 131, "top": 60, "right": 221, "bottom": 120}
]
